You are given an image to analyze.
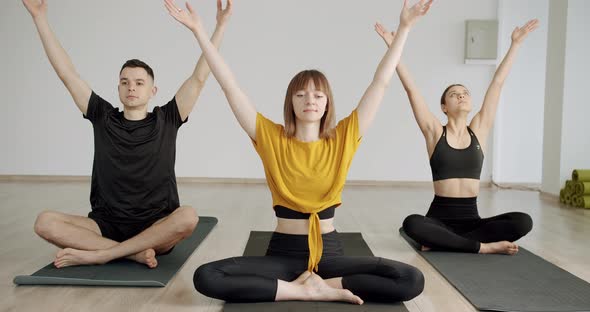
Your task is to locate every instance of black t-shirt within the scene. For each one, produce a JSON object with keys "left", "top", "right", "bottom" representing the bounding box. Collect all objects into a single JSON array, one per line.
[{"left": 84, "top": 92, "right": 186, "bottom": 223}]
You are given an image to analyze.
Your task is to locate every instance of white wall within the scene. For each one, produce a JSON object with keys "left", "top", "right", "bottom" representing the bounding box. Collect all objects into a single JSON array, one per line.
[
  {"left": 541, "top": 0, "right": 567, "bottom": 195},
  {"left": 559, "top": 0, "right": 590, "bottom": 189},
  {"left": 1, "top": 0, "right": 499, "bottom": 181},
  {"left": 541, "top": 0, "right": 590, "bottom": 195},
  {"left": 493, "top": 0, "right": 548, "bottom": 184}
]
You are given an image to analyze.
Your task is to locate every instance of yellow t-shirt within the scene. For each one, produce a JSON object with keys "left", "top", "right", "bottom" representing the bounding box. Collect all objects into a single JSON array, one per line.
[{"left": 252, "top": 110, "right": 361, "bottom": 271}]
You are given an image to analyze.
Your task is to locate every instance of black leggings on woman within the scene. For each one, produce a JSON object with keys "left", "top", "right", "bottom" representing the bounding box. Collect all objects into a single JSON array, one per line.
[
  {"left": 402, "top": 195, "right": 533, "bottom": 253},
  {"left": 194, "top": 231, "right": 424, "bottom": 303}
]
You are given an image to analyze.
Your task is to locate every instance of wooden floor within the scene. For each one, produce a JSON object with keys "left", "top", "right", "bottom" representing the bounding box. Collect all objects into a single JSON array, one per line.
[{"left": 1, "top": 181, "right": 589, "bottom": 312}]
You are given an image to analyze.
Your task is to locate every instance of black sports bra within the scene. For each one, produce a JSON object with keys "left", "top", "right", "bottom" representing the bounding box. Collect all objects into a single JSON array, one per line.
[{"left": 429, "top": 126, "right": 484, "bottom": 181}]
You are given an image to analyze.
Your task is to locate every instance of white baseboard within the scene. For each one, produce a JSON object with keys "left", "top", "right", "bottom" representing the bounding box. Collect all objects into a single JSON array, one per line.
[{"left": 0, "top": 175, "right": 497, "bottom": 188}]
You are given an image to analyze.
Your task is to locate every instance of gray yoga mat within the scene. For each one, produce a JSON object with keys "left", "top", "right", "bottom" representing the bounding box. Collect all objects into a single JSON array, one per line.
[
  {"left": 13, "top": 216, "right": 217, "bottom": 287},
  {"left": 223, "top": 231, "right": 409, "bottom": 312},
  {"left": 400, "top": 228, "right": 590, "bottom": 312}
]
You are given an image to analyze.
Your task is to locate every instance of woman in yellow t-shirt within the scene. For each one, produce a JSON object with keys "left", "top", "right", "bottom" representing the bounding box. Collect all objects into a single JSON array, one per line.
[{"left": 165, "top": 0, "right": 432, "bottom": 304}]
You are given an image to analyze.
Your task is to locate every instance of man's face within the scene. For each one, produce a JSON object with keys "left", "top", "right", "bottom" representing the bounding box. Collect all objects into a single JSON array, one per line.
[{"left": 118, "top": 67, "right": 156, "bottom": 108}]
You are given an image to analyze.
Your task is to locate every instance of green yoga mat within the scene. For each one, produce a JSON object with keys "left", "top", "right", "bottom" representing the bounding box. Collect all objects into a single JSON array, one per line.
[
  {"left": 560, "top": 189, "right": 566, "bottom": 203},
  {"left": 13, "top": 216, "right": 217, "bottom": 287},
  {"left": 565, "top": 192, "right": 573, "bottom": 205},
  {"left": 223, "top": 231, "right": 409, "bottom": 312},
  {"left": 572, "top": 195, "right": 580, "bottom": 207},
  {"left": 566, "top": 180, "right": 574, "bottom": 193},
  {"left": 400, "top": 228, "right": 590, "bottom": 312},
  {"left": 572, "top": 169, "right": 590, "bottom": 182},
  {"left": 570, "top": 195, "right": 590, "bottom": 208},
  {"left": 574, "top": 182, "right": 590, "bottom": 195}
]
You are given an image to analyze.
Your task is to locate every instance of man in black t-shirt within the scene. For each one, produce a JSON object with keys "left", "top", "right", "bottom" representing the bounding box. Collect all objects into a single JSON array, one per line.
[{"left": 24, "top": 0, "right": 232, "bottom": 268}]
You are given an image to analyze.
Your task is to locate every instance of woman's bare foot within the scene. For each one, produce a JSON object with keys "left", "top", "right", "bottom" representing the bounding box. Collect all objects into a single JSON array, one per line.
[
  {"left": 301, "top": 273, "right": 364, "bottom": 305},
  {"left": 421, "top": 245, "right": 431, "bottom": 251},
  {"left": 479, "top": 241, "right": 519, "bottom": 255},
  {"left": 292, "top": 270, "right": 312, "bottom": 284},
  {"left": 276, "top": 271, "right": 363, "bottom": 304}
]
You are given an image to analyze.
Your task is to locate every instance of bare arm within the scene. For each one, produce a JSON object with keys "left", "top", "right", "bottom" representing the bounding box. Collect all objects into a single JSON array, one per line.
[
  {"left": 174, "top": 0, "right": 232, "bottom": 121},
  {"left": 375, "top": 22, "right": 440, "bottom": 143},
  {"left": 469, "top": 19, "right": 539, "bottom": 139},
  {"left": 356, "top": 0, "right": 432, "bottom": 137},
  {"left": 23, "top": 0, "right": 91, "bottom": 115},
  {"left": 165, "top": 0, "right": 256, "bottom": 139}
]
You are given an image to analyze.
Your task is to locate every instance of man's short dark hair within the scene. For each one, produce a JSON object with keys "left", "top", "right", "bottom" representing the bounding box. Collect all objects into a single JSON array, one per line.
[{"left": 120, "top": 59, "right": 154, "bottom": 80}]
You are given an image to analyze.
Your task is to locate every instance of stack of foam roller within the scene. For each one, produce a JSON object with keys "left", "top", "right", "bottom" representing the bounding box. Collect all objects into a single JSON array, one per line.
[{"left": 560, "top": 169, "right": 590, "bottom": 208}]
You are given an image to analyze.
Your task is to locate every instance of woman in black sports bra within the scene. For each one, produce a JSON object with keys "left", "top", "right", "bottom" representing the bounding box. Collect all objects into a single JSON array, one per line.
[{"left": 375, "top": 19, "right": 539, "bottom": 254}]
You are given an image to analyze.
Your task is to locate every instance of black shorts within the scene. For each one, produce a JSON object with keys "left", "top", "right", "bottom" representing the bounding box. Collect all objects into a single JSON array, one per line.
[{"left": 89, "top": 217, "right": 160, "bottom": 242}]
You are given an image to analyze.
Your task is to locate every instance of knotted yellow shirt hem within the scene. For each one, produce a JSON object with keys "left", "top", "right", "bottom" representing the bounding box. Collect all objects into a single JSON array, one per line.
[{"left": 307, "top": 212, "right": 323, "bottom": 272}]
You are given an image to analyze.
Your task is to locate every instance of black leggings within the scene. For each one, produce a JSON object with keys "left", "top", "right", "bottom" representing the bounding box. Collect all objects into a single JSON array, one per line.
[
  {"left": 194, "top": 231, "right": 424, "bottom": 303},
  {"left": 402, "top": 196, "right": 533, "bottom": 253}
]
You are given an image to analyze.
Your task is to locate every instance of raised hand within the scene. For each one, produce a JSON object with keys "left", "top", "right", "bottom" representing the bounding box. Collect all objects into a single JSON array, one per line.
[
  {"left": 511, "top": 19, "right": 539, "bottom": 45},
  {"left": 164, "top": 0, "right": 201, "bottom": 31},
  {"left": 22, "top": 0, "right": 47, "bottom": 19},
  {"left": 216, "top": 0, "right": 232, "bottom": 24},
  {"left": 399, "top": 0, "right": 433, "bottom": 28},
  {"left": 374, "top": 22, "right": 395, "bottom": 47}
]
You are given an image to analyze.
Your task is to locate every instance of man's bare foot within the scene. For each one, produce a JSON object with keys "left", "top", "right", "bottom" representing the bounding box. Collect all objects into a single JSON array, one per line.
[
  {"left": 301, "top": 273, "right": 363, "bottom": 305},
  {"left": 127, "top": 249, "right": 158, "bottom": 268},
  {"left": 54, "top": 248, "right": 158, "bottom": 268},
  {"left": 479, "top": 241, "right": 519, "bottom": 255},
  {"left": 54, "top": 248, "right": 108, "bottom": 268},
  {"left": 421, "top": 245, "right": 431, "bottom": 251}
]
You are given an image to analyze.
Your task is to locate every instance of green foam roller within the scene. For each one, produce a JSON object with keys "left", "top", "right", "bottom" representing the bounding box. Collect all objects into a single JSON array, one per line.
[
  {"left": 582, "top": 196, "right": 590, "bottom": 209},
  {"left": 572, "top": 169, "right": 590, "bottom": 182}
]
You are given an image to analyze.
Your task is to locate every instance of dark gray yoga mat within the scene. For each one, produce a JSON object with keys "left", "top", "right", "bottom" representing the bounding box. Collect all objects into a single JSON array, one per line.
[
  {"left": 223, "top": 231, "right": 409, "bottom": 312},
  {"left": 13, "top": 216, "right": 217, "bottom": 287},
  {"left": 400, "top": 228, "right": 590, "bottom": 312}
]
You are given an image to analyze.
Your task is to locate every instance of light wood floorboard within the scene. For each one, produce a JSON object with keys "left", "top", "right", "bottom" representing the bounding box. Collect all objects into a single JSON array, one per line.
[{"left": 1, "top": 181, "right": 589, "bottom": 312}]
